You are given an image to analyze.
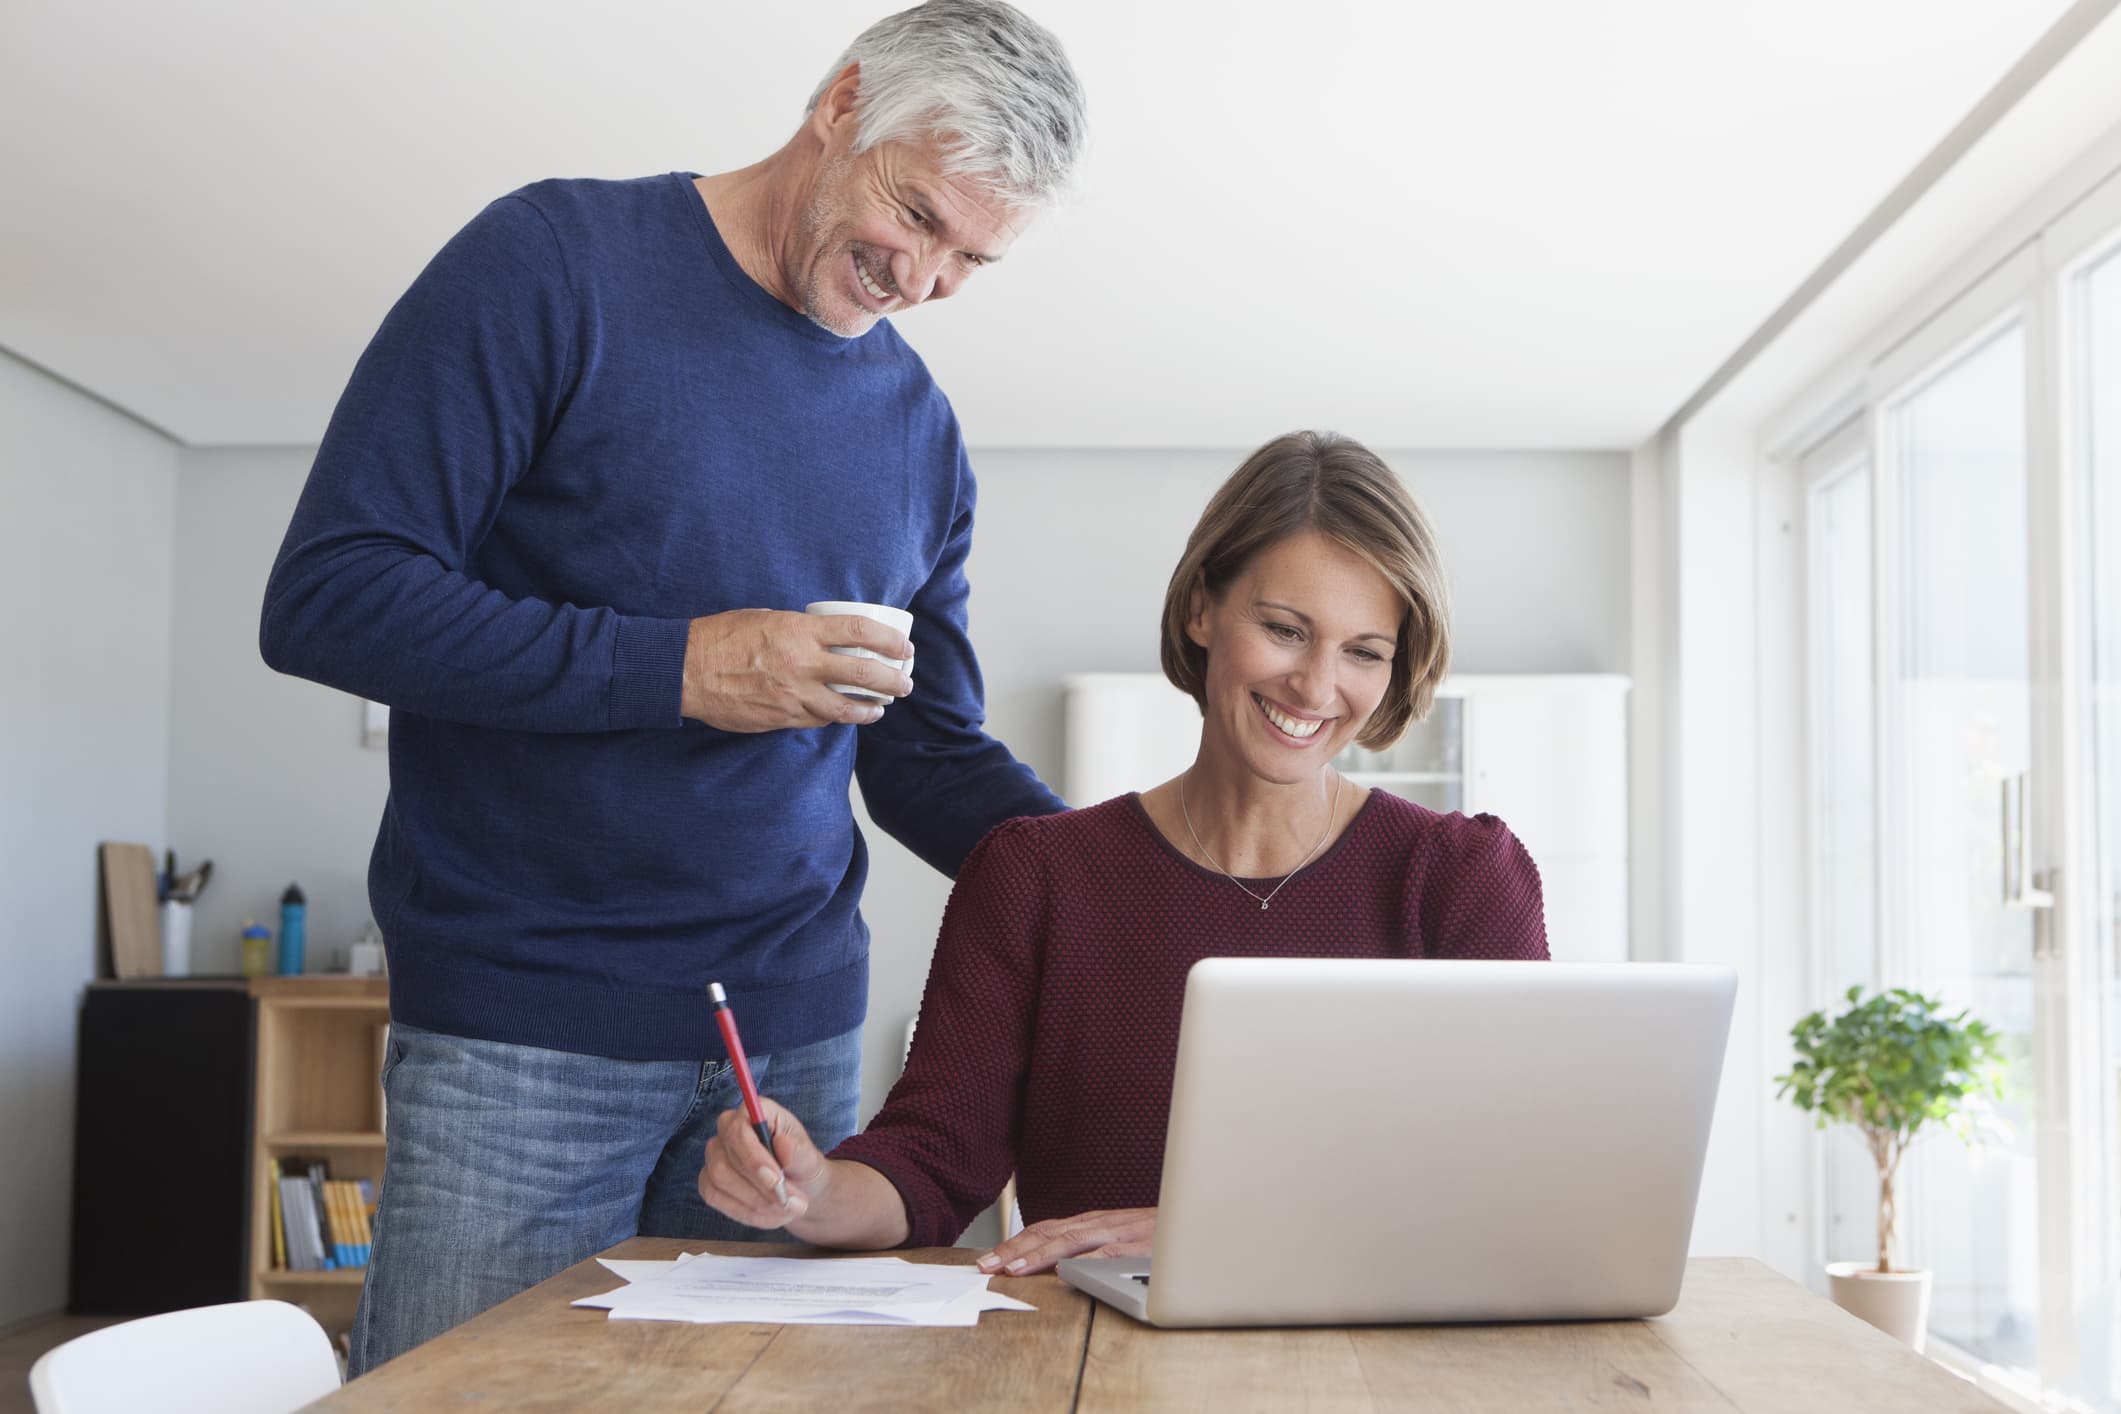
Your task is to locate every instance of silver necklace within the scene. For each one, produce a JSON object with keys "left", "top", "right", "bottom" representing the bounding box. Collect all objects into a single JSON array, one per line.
[{"left": 1177, "top": 771, "right": 1344, "bottom": 911}]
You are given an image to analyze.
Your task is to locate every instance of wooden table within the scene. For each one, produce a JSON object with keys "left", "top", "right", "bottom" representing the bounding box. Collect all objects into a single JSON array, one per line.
[{"left": 307, "top": 1240, "right": 2007, "bottom": 1412}]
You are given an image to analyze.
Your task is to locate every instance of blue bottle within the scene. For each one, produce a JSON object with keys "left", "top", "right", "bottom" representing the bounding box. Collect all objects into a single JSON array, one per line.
[{"left": 278, "top": 882, "right": 307, "bottom": 976}]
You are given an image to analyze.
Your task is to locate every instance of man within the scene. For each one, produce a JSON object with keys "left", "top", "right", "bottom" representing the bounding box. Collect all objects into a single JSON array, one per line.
[{"left": 259, "top": 1, "right": 1084, "bottom": 1373}]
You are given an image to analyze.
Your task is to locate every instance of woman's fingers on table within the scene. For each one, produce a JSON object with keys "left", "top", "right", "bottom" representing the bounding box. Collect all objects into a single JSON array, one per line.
[{"left": 975, "top": 1207, "right": 1158, "bottom": 1275}]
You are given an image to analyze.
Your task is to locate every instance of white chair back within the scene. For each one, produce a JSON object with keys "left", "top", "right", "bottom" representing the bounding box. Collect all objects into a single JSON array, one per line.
[{"left": 29, "top": 1299, "right": 340, "bottom": 1414}]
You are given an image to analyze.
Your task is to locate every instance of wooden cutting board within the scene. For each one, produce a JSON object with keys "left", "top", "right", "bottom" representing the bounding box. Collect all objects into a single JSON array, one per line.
[{"left": 99, "top": 842, "right": 161, "bottom": 979}]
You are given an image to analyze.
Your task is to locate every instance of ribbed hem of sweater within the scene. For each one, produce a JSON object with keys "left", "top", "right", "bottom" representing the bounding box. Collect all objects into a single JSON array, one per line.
[{"left": 385, "top": 946, "right": 869, "bottom": 1061}]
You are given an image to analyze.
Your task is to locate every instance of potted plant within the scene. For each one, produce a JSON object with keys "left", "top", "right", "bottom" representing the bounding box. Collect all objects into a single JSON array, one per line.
[{"left": 1773, "top": 985, "right": 2006, "bottom": 1351}]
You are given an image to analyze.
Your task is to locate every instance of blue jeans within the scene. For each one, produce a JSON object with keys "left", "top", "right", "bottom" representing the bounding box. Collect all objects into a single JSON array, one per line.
[{"left": 347, "top": 1019, "right": 862, "bottom": 1377}]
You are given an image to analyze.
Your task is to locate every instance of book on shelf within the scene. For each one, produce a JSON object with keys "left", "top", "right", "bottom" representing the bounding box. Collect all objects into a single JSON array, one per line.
[
  {"left": 323, "top": 1178, "right": 375, "bottom": 1268},
  {"left": 267, "top": 1158, "right": 286, "bottom": 1271},
  {"left": 271, "top": 1158, "right": 376, "bottom": 1272},
  {"left": 277, "top": 1169, "right": 326, "bottom": 1271},
  {"left": 322, "top": 1178, "right": 347, "bottom": 1268}
]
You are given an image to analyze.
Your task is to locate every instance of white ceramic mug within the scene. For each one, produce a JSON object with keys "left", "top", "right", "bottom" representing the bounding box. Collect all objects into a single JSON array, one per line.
[{"left": 804, "top": 601, "right": 914, "bottom": 703}]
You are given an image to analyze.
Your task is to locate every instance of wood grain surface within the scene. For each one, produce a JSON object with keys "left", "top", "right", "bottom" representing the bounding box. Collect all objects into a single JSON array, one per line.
[
  {"left": 304, "top": 1240, "right": 1087, "bottom": 1414},
  {"left": 1077, "top": 1258, "right": 2007, "bottom": 1412},
  {"left": 308, "top": 1247, "right": 2008, "bottom": 1413}
]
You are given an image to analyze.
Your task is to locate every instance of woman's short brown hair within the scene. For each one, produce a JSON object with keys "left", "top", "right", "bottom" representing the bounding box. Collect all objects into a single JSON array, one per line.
[{"left": 1159, "top": 431, "right": 1451, "bottom": 751}]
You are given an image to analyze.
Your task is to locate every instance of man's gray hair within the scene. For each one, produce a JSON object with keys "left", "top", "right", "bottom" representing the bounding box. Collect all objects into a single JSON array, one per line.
[{"left": 807, "top": 0, "right": 1086, "bottom": 207}]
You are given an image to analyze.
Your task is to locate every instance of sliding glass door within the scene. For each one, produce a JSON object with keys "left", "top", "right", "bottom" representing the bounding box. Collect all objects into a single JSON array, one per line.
[
  {"left": 1795, "top": 177, "right": 2121, "bottom": 1406},
  {"left": 2063, "top": 231, "right": 2121, "bottom": 1413},
  {"left": 1804, "top": 427, "right": 1879, "bottom": 1272},
  {"left": 1881, "top": 322, "right": 2041, "bottom": 1368}
]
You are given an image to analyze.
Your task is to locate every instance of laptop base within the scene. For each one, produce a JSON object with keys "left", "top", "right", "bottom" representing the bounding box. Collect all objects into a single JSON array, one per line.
[{"left": 1057, "top": 1256, "right": 1152, "bottom": 1323}]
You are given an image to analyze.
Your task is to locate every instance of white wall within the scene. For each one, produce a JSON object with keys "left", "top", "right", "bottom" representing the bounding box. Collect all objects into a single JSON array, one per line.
[
  {"left": 1643, "top": 417, "right": 1771, "bottom": 1264},
  {"left": 0, "top": 349, "right": 178, "bottom": 1327},
  {"left": 167, "top": 447, "right": 390, "bottom": 973},
  {"left": 158, "top": 442, "right": 1630, "bottom": 1250}
]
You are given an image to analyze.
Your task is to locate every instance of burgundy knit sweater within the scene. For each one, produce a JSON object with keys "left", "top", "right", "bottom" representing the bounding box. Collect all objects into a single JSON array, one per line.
[{"left": 830, "top": 790, "right": 1550, "bottom": 1246}]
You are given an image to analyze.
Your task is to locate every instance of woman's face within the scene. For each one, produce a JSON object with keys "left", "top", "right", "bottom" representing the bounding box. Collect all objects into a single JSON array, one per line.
[{"left": 1186, "top": 528, "right": 1404, "bottom": 786}]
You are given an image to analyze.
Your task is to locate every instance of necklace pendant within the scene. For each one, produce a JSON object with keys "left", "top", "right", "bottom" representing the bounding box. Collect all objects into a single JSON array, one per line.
[{"left": 1260, "top": 900, "right": 1268, "bottom": 911}]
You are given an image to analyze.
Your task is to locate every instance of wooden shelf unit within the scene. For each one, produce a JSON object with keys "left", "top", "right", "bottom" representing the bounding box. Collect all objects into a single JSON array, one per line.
[
  {"left": 257, "top": 1268, "right": 371, "bottom": 1287},
  {"left": 247, "top": 976, "right": 390, "bottom": 1337},
  {"left": 266, "top": 1130, "right": 387, "bottom": 1150}
]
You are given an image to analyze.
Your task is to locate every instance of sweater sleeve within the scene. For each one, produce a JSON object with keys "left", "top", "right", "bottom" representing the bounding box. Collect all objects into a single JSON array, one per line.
[
  {"left": 828, "top": 816, "right": 1049, "bottom": 1246},
  {"left": 258, "top": 193, "right": 690, "bottom": 733},
  {"left": 1418, "top": 813, "right": 1551, "bottom": 960},
  {"left": 853, "top": 439, "right": 1064, "bottom": 876}
]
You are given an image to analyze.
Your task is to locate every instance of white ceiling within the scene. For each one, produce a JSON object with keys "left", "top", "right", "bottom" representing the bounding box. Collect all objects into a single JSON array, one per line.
[{"left": 0, "top": 1, "right": 2079, "bottom": 448}]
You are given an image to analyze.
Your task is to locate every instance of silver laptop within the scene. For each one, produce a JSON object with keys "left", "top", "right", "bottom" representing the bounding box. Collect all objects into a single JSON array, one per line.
[{"left": 1058, "top": 957, "right": 1736, "bottom": 1327}]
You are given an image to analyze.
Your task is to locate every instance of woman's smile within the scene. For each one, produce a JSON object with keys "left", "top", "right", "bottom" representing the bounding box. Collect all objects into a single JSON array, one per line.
[{"left": 1252, "top": 692, "right": 1332, "bottom": 744}]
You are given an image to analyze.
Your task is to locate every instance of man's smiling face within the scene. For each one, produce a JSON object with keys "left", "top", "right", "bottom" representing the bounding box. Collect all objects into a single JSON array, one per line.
[{"left": 788, "top": 134, "right": 1032, "bottom": 338}]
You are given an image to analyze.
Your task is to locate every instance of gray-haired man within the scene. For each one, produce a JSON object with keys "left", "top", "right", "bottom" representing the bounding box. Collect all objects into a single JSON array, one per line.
[{"left": 258, "top": 1, "right": 1085, "bottom": 1372}]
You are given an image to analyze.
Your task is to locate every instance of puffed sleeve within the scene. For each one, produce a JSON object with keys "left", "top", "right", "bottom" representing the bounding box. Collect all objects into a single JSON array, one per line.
[{"left": 1416, "top": 813, "right": 1550, "bottom": 960}]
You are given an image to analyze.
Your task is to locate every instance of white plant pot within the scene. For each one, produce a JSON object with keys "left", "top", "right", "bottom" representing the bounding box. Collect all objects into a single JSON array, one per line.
[{"left": 1825, "top": 1261, "right": 1932, "bottom": 1351}]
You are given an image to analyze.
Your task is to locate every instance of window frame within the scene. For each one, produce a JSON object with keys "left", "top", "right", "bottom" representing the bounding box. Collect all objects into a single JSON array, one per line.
[{"left": 1766, "top": 153, "right": 2121, "bottom": 1402}]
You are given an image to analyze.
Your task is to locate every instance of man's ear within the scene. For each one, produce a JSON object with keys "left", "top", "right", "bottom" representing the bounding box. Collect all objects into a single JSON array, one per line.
[
  {"left": 1184, "top": 580, "right": 1212, "bottom": 649},
  {"left": 809, "top": 62, "right": 863, "bottom": 148}
]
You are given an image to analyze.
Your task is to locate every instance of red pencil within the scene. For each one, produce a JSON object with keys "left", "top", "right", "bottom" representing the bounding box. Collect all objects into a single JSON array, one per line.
[{"left": 708, "top": 982, "right": 786, "bottom": 1205}]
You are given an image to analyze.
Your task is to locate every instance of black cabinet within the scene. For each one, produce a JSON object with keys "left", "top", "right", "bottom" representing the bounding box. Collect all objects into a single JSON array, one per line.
[{"left": 68, "top": 981, "right": 254, "bottom": 1314}]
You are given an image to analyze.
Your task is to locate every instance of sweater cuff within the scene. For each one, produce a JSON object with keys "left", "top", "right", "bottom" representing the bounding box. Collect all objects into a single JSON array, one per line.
[{"left": 608, "top": 615, "right": 689, "bottom": 730}]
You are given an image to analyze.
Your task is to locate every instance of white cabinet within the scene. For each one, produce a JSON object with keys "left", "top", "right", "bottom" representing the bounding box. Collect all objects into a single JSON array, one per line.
[
  {"left": 1448, "top": 675, "right": 1630, "bottom": 965},
  {"left": 1061, "top": 672, "right": 1630, "bottom": 963},
  {"left": 1061, "top": 673, "right": 1207, "bottom": 809}
]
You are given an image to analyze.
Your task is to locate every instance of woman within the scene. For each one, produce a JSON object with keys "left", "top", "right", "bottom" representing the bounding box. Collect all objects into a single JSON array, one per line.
[{"left": 698, "top": 431, "right": 1549, "bottom": 1273}]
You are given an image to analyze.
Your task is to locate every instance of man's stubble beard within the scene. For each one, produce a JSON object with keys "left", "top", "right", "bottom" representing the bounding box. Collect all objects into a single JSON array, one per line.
[{"left": 793, "top": 154, "right": 869, "bottom": 338}]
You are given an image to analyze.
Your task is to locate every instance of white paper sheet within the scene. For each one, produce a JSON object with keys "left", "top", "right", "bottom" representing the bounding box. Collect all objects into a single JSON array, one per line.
[
  {"left": 575, "top": 1252, "right": 1035, "bottom": 1327},
  {"left": 591, "top": 1251, "right": 706, "bottom": 1286}
]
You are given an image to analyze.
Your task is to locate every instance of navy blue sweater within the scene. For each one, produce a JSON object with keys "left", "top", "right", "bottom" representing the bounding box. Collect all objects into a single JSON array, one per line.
[{"left": 261, "top": 173, "right": 1062, "bottom": 1061}]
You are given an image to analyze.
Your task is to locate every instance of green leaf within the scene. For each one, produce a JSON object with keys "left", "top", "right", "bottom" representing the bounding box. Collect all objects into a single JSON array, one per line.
[{"left": 1770, "top": 986, "right": 2006, "bottom": 1160}]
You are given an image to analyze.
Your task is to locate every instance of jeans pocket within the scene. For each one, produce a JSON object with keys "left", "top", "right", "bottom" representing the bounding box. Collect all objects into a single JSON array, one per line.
[{"left": 378, "top": 1022, "right": 408, "bottom": 1094}]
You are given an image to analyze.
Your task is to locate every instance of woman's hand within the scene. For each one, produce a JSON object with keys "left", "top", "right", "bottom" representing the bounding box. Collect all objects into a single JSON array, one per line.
[
  {"left": 974, "top": 1207, "right": 1157, "bottom": 1276},
  {"left": 698, "top": 1097, "right": 829, "bottom": 1228}
]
